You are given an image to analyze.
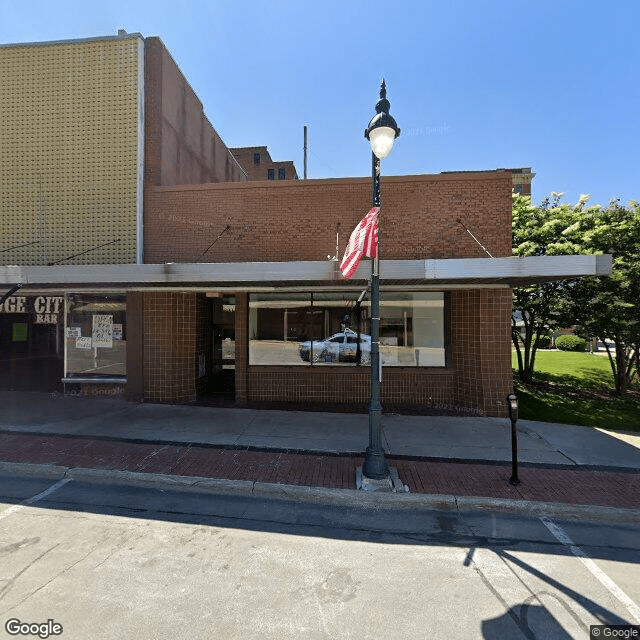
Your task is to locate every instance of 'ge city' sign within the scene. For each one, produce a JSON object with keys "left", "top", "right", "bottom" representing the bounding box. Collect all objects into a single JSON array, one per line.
[{"left": 0, "top": 296, "right": 64, "bottom": 324}]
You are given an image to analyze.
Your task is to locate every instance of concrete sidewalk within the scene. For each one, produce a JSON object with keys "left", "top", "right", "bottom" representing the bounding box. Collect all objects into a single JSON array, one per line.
[{"left": 0, "top": 390, "right": 639, "bottom": 520}]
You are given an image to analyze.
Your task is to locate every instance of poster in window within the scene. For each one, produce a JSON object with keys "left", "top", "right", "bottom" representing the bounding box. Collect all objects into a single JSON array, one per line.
[
  {"left": 75, "top": 337, "right": 92, "bottom": 350},
  {"left": 92, "top": 315, "right": 113, "bottom": 348}
]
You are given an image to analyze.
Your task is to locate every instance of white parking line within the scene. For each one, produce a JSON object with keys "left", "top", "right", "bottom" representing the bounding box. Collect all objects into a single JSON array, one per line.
[
  {"left": 540, "top": 516, "right": 640, "bottom": 624},
  {"left": 0, "top": 478, "right": 71, "bottom": 522}
]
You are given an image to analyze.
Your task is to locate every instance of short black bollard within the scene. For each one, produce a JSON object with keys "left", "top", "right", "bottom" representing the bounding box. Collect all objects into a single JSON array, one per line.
[{"left": 507, "top": 393, "right": 520, "bottom": 485}]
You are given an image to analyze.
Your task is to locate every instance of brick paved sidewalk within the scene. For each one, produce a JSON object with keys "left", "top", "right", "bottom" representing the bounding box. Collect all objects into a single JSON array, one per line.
[{"left": 1, "top": 432, "right": 639, "bottom": 510}]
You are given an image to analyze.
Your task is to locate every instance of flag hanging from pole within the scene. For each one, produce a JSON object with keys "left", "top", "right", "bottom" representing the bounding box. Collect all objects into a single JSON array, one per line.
[{"left": 339, "top": 207, "right": 379, "bottom": 278}]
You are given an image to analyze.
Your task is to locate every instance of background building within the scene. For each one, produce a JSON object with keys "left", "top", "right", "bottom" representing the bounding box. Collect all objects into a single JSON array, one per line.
[
  {"left": 144, "top": 36, "right": 247, "bottom": 190},
  {"left": 510, "top": 168, "right": 535, "bottom": 196},
  {"left": 0, "top": 32, "right": 145, "bottom": 267},
  {"left": 230, "top": 146, "right": 299, "bottom": 182}
]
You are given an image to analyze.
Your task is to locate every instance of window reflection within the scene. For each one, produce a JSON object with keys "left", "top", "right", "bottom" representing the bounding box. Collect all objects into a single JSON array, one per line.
[
  {"left": 249, "top": 293, "right": 310, "bottom": 365},
  {"left": 249, "top": 291, "right": 445, "bottom": 367},
  {"left": 380, "top": 292, "right": 445, "bottom": 366}
]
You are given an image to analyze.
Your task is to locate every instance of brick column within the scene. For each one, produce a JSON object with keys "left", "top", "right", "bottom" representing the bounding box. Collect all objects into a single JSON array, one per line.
[
  {"left": 143, "top": 291, "right": 198, "bottom": 403},
  {"left": 125, "top": 291, "right": 144, "bottom": 402},
  {"left": 451, "top": 288, "right": 512, "bottom": 416}
]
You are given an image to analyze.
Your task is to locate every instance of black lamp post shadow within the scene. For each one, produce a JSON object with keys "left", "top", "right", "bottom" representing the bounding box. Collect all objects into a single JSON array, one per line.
[{"left": 361, "top": 79, "right": 400, "bottom": 481}]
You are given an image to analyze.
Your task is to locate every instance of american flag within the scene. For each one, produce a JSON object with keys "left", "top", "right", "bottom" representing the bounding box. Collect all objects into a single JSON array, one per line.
[{"left": 339, "top": 207, "right": 379, "bottom": 278}]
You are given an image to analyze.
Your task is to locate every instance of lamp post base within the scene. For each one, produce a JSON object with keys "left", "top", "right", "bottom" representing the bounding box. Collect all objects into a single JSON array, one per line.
[
  {"left": 356, "top": 466, "right": 407, "bottom": 492},
  {"left": 361, "top": 446, "right": 389, "bottom": 480}
]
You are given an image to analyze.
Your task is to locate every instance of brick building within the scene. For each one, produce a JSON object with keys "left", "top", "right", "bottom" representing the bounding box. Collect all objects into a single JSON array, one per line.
[
  {"left": 510, "top": 168, "right": 535, "bottom": 196},
  {"left": 230, "top": 146, "right": 298, "bottom": 182},
  {"left": 0, "top": 33, "right": 609, "bottom": 416}
]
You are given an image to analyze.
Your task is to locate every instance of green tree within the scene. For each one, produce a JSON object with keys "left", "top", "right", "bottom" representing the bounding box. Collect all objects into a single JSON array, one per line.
[
  {"left": 561, "top": 199, "right": 640, "bottom": 393},
  {"left": 511, "top": 193, "right": 585, "bottom": 382}
]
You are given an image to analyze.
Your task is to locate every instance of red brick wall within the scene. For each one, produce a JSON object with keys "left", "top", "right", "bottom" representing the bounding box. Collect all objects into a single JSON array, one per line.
[
  {"left": 138, "top": 291, "right": 214, "bottom": 403},
  {"left": 143, "top": 38, "right": 246, "bottom": 188},
  {"left": 144, "top": 171, "right": 512, "bottom": 263},
  {"left": 142, "top": 291, "right": 198, "bottom": 403},
  {"left": 244, "top": 367, "right": 459, "bottom": 409},
  {"left": 450, "top": 288, "right": 514, "bottom": 415}
]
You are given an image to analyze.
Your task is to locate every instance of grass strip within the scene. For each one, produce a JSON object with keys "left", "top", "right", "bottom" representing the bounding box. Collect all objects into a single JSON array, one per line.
[{"left": 512, "top": 351, "right": 640, "bottom": 431}]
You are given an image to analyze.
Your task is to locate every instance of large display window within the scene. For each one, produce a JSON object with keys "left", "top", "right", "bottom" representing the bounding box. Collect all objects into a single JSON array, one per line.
[
  {"left": 249, "top": 293, "right": 311, "bottom": 365},
  {"left": 249, "top": 291, "right": 445, "bottom": 367},
  {"left": 379, "top": 292, "right": 446, "bottom": 366},
  {"left": 64, "top": 293, "right": 126, "bottom": 378}
]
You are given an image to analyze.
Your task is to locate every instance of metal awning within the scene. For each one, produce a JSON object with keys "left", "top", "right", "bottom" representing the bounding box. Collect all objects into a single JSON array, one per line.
[{"left": 0, "top": 254, "right": 612, "bottom": 291}]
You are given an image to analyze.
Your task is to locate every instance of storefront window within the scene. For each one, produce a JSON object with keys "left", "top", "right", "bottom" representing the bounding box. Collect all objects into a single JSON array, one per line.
[
  {"left": 380, "top": 292, "right": 445, "bottom": 366},
  {"left": 65, "top": 293, "right": 126, "bottom": 377},
  {"left": 249, "top": 291, "right": 445, "bottom": 367},
  {"left": 249, "top": 293, "right": 311, "bottom": 365},
  {"left": 307, "top": 292, "right": 371, "bottom": 365}
]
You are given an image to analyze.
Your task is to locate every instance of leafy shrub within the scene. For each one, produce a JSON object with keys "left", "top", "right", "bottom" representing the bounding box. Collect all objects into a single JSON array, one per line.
[
  {"left": 555, "top": 334, "right": 587, "bottom": 352},
  {"left": 535, "top": 334, "right": 552, "bottom": 349}
]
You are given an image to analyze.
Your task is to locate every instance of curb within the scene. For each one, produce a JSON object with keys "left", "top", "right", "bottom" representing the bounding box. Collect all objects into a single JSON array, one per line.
[
  {"left": 0, "top": 461, "right": 69, "bottom": 480},
  {"left": 2, "top": 460, "right": 639, "bottom": 525}
]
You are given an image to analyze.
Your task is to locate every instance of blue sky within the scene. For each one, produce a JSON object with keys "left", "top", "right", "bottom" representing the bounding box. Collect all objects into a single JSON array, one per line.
[{"left": 2, "top": 0, "right": 638, "bottom": 207}]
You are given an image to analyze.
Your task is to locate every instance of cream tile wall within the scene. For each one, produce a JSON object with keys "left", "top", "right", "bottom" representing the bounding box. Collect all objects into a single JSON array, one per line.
[{"left": 0, "top": 36, "right": 143, "bottom": 265}]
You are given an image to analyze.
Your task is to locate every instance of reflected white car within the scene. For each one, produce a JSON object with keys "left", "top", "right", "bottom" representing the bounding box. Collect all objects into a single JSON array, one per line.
[{"left": 298, "top": 330, "right": 371, "bottom": 364}]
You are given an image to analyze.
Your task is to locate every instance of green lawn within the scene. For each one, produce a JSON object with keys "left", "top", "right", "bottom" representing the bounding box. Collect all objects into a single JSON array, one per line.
[{"left": 512, "top": 350, "right": 640, "bottom": 431}]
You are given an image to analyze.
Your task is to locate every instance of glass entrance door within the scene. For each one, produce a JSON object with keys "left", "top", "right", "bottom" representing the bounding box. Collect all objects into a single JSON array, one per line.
[{"left": 206, "top": 294, "right": 235, "bottom": 404}]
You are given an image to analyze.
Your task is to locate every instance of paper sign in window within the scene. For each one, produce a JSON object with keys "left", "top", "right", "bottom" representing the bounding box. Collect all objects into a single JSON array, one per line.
[
  {"left": 112, "top": 323, "right": 123, "bottom": 340},
  {"left": 75, "top": 337, "right": 92, "bottom": 350},
  {"left": 92, "top": 314, "right": 113, "bottom": 348}
]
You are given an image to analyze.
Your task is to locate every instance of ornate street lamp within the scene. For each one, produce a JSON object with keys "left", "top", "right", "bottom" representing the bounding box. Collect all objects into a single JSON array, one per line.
[{"left": 362, "top": 79, "right": 400, "bottom": 480}]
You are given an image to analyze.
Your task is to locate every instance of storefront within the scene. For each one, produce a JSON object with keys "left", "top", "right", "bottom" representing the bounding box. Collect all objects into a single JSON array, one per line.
[
  {"left": 0, "top": 290, "right": 128, "bottom": 395},
  {"left": 0, "top": 253, "right": 610, "bottom": 416}
]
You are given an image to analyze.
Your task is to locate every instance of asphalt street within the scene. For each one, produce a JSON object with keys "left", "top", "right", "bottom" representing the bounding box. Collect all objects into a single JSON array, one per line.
[{"left": 1, "top": 472, "right": 639, "bottom": 639}]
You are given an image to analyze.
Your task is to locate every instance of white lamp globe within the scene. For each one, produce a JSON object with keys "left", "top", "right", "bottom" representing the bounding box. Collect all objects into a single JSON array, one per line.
[{"left": 368, "top": 126, "right": 396, "bottom": 159}]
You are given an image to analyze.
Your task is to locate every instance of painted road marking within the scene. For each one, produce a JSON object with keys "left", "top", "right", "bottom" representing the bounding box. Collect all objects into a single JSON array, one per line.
[
  {"left": 0, "top": 478, "right": 71, "bottom": 521},
  {"left": 540, "top": 516, "right": 640, "bottom": 624}
]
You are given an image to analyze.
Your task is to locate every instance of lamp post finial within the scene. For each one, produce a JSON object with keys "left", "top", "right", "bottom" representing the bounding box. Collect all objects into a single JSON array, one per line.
[{"left": 375, "top": 79, "right": 390, "bottom": 115}]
